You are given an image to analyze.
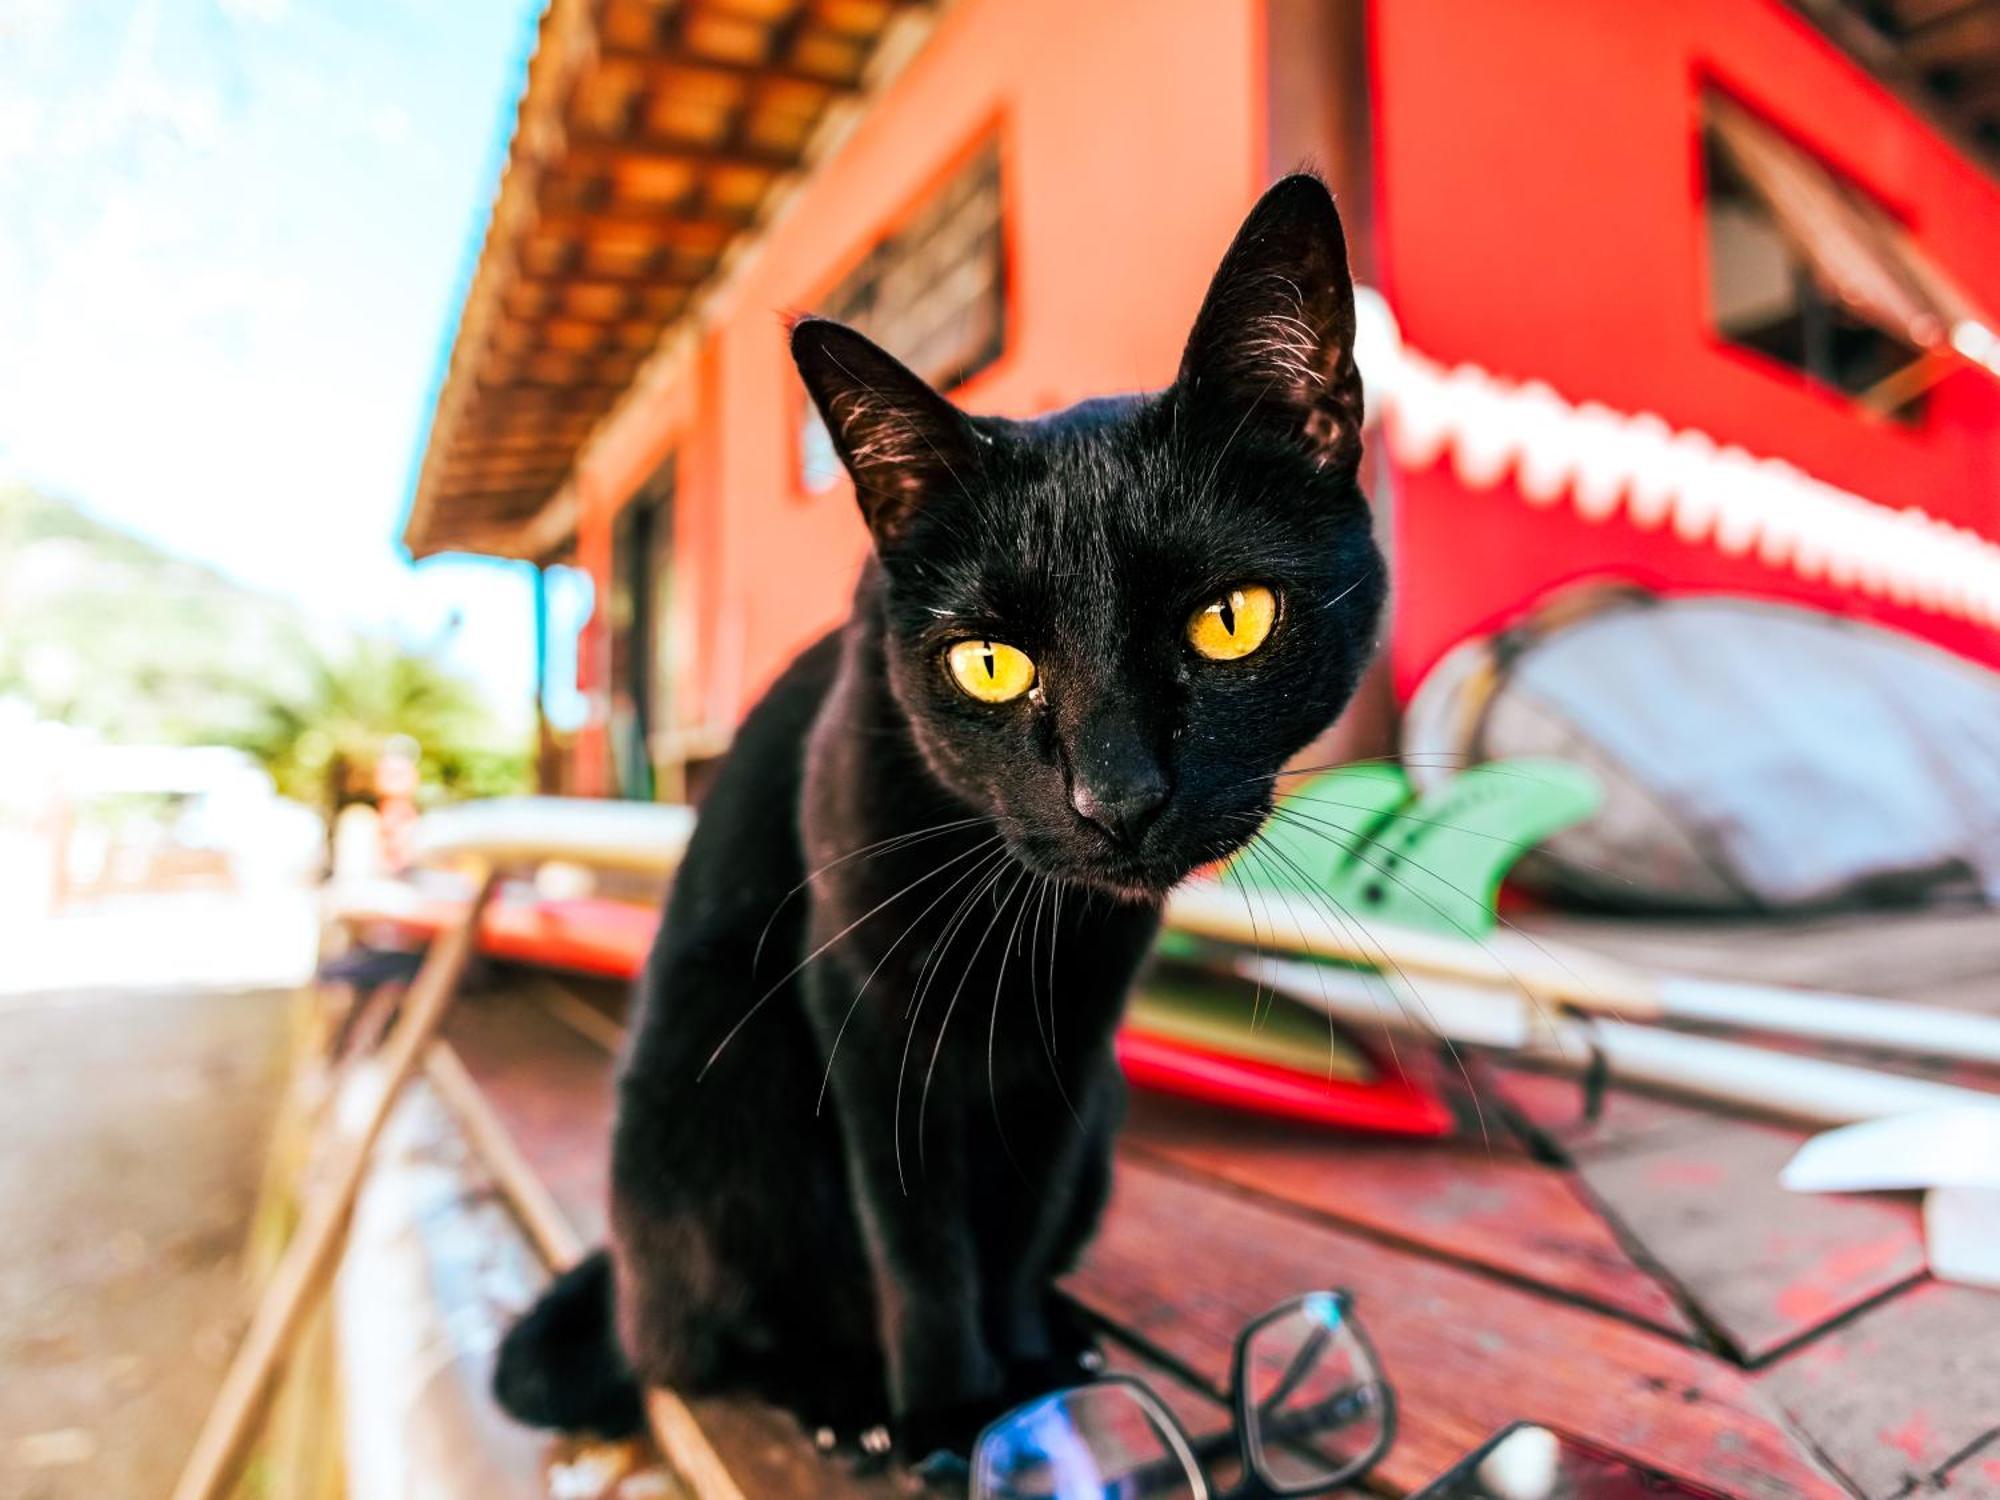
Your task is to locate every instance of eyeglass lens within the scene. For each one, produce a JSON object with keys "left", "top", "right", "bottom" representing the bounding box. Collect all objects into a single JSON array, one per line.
[
  {"left": 1242, "top": 1291, "right": 1389, "bottom": 1492},
  {"left": 971, "top": 1382, "right": 1203, "bottom": 1500}
]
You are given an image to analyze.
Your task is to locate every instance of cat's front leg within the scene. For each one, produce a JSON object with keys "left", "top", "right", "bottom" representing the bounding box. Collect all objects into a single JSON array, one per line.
[
  {"left": 805, "top": 967, "right": 1006, "bottom": 1459},
  {"left": 988, "top": 1067, "right": 1118, "bottom": 1396}
]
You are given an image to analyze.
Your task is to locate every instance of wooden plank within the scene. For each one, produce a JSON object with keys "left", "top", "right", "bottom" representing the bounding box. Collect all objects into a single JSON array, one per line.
[
  {"left": 471, "top": 378, "right": 631, "bottom": 400},
  {"left": 170, "top": 871, "right": 496, "bottom": 1500},
  {"left": 1120, "top": 1093, "right": 1700, "bottom": 1341},
  {"left": 1495, "top": 1064, "right": 1937, "bottom": 1373},
  {"left": 442, "top": 986, "right": 916, "bottom": 1500},
  {"left": 561, "top": 130, "right": 800, "bottom": 175},
  {"left": 334, "top": 1080, "right": 632, "bottom": 1500},
  {"left": 1488, "top": 1062, "right": 1733, "bottom": 1160},
  {"left": 530, "top": 205, "right": 745, "bottom": 250},
  {"left": 443, "top": 988, "right": 616, "bottom": 1242},
  {"left": 672, "top": 1397, "right": 903, "bottom": 1500},
  {"left": 593, "top": 42, "right": 865, "bottom": 95},
  {"left": 1934, "top": 1432, "right": 2000, "bottom": 1497},
  {"left": 426, "top": 1043, "right": 586, "bottom": 1270},
  {"left": 1757, "top": 1280, "right": 2000, "bottom": 1497},
  {"left": 1570, "top": 1112, "right": 1926, "bottom": 1362},
  {"left": 1068, "top": 1154, "right": 1845, "bottom": 1498}
]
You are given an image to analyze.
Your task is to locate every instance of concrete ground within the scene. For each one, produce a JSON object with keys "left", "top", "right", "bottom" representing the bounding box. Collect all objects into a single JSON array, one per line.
[{"left": 0, "top": 892, "right": 309, "bottom": 1500}]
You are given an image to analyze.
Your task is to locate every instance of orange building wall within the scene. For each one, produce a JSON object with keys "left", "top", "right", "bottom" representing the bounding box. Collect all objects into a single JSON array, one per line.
[{"left": 567, "top": 0, "right": 1266, "bottom": 790}]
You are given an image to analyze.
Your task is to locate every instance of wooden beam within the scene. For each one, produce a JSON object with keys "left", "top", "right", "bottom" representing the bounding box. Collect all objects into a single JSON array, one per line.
[
  {"left": 458, "top": 406, "right": 612, "bottom": 432},
  {"left": 559, "top": 128, "right": 800, "bottom": 176},
  {"left": 427, "top": 490, "right": 563, "bottom": 518},
  {"left": 168, "top": 871, "right": 498, "bottom": 1500},
  {"left": 492, "top": 311, "right": 670, "bottom": 346},
  {"left": 424, "top": 1043, "right": 585, "bottom": 1268},
  {"left": 503, "top": 277, "right": 690, "bottom": 320},
  {"left": 444, "top": 446, "right": 584, "bottom": 469},
  {"left": 450, "top": 411, "right": 597, "bottom": 437},
  {"left": 517, "top": 260, "right": 710, "bottom": 287},
  {"left": 434, "top": 475, "right": 573, "bottom": 498},
  {"left": 1953, "top": 67, "right": 2000, "bottom": 110},
  {"left": 436, "top": 469, "right": 573, "bottom": 492},
  {"left": 529, "top": 203, "right": 748, "bottom": 247},
  {"left": 447, "top": 426, "right": 589, "bottom": 449},
  {"left": 1900, "top": 0, "right": 2000, "bottom": 66},
  {"left": 452, "top": 427, "right": 598, "bottom": 452},
  {"left": 1786, "top": 0, "right": 2000, "bottom": 167},
  {"left": 439, "top": 470, "right": 575, "bottom": 491},
  {"left": 480, "top": 360, "right": 645, "bottom": 393},
  {"left": 471, "top": 378, "right": 631, "bottom": 400},
  {"left": 593, "top": 42, "right": 865, "bottom": 96}
]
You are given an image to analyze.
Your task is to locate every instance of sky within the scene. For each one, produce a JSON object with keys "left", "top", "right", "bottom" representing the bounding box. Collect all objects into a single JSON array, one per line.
[{"left": 0, "top": 0, "right": 575, "bottom": 730}]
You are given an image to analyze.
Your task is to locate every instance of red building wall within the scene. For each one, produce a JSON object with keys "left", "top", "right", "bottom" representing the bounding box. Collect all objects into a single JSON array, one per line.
[{"left": 1372, "top": 0, "right": 2000, "bottom": 693}]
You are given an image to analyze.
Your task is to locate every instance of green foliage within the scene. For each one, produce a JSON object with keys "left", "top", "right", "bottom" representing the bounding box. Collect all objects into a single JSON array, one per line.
[
  {"left": 0, "top": 483, "right": 310, "bottom": 745},
  {"left": 232, "top": 636, "right": 530, "bottom": 812},
  {"left": 0, "top": 483, "right": 529, "bottom": 807}
]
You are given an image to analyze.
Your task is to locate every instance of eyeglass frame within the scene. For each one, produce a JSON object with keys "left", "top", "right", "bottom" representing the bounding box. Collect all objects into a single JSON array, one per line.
[{"left": 970, "top": 1290, "right": 1399, "bottom": 1500}]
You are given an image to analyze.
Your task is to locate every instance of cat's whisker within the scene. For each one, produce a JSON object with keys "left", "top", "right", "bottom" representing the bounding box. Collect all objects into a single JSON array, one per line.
[
  {"left": 1208, "top": 824, "right": 1272, "bottom": 1032},
  {"left": 917, "top": 865, "right": 1032, "bottom": 1177},
  {"left": 1313, "top": 574, "right": 1369, "bottom": 613},
  {"left": 899, "top": 854, "right": 1015, "bottom": 1179},
  {"left": 1046, "top": 880, "right": 1065, "bottom": 1066},
  {"left": 1243, "top": 827, "right": 1485, "bottom": 1136},
  {"left": 1224, "top": 808, "right": 1414, "bottom": 1083},
  {"left": 1276, "top": 790, "right": 1641, "bottom": 891},
  {"left": 1262, "top": 806, "right": 1624, "bottom": 1147},
  {"left": 1236, "top": 840, "right": 1338, "bottom": 1065},
  {"left": 1259, "top": 755, "right": 1574, "bottom": 787},
  {"left": 701, "top": 834, "right": 1002, "bottom": 1080},
  {"left": 984, "top": 872, "right": 1044, "bottom": 1182},
  {"left": 1022, "top": 874, "right": 1081, "bottom": 1124},
  {"left": 813, "top": 837, "right": 1013, "bottom": 1118},
  {"left": 895, "top": 850, "right": 1016, "bottom": 1194},
  {"left": 753, "top": 813, "right": 994, "bottom": 975},
  {"left": 1219, "top": 861, "right": 1271, "bottom": 1030},
  {"left": 1268, "top": 804, "right": 1621, "bottom": 1028}
]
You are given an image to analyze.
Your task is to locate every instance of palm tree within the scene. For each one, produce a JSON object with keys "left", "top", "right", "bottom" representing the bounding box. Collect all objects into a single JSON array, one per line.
[{"left": 234, "top": 637, "right": 529, "bottom": 831}]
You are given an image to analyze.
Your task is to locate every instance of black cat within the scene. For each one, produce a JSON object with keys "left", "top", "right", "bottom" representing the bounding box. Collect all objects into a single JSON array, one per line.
[{"left": 491, "top": 173, "right": 1386, "bottom": 1461}]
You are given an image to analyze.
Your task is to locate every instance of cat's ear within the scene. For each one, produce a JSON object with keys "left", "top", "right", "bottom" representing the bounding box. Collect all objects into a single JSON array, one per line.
[
  {"left": 790, "top": 317, "right": 980, "bottom": 543},
  {"left": 1175, "top": 173, "right": 1363, "bottom": 476}
]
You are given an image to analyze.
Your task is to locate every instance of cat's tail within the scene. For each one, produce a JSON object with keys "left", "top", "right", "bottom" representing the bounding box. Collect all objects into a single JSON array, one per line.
[{"left": 492, "top": 1249, "right": 646, "bottom": 1436}]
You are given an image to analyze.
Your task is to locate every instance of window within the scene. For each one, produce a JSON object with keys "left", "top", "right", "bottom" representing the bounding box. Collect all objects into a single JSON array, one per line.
[
  {"left": 800, "top": 140, "right": 1006, "bottom": 491},
  {"left": 1702, "top": 90, "right": 1937, "bottom": 416}
]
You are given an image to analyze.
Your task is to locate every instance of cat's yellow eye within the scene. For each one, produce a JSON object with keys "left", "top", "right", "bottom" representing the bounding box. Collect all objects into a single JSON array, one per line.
[
  {"left": 1188, "top": 585, "right": 1278, "bottom": 661},
  {"left": 945, "top": 639, "right": 1036, "bottom": 703}
]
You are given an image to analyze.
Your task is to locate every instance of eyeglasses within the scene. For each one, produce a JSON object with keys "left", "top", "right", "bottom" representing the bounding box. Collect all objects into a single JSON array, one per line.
[{"left": 971, "top": 1291, "right": 1396, "bottom": 1499}]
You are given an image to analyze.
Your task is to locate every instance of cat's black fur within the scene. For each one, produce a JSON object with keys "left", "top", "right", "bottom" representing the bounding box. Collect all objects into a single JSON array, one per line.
[{"left": 492, "top": 174, "right": 1385, "bottom": 1461}]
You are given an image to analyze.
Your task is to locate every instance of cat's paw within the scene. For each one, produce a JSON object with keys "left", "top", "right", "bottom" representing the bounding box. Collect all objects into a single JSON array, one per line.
[
  {"left": 1000, "top": 1296, "right": 1106, "bottom": 1399},
  {"left": 1043, "top": 1295, "right": 1107, "bottom": 1378},
  {"left": 896, "top": 1396, "right": 1010, "bottom": 1466}
]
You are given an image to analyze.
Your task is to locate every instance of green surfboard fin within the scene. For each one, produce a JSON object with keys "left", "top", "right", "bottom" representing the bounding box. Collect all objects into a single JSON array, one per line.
[{"left": 1234, "top": 758, "right": 1601, "bottom": 941}]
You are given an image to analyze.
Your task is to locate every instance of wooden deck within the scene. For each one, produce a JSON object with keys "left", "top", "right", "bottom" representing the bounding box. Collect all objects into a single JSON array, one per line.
[{"left": 421, "top": 904, "right": 2000, "bottom": 1499}]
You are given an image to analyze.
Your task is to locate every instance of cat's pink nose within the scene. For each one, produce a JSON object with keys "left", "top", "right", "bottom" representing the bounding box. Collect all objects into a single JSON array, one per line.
[{"left": 1070, "top": 775, "right": 1169, "bottom": 847}]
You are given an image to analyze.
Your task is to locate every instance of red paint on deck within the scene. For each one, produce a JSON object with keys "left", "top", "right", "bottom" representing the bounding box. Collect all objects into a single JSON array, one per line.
[
  {"left": 1774, "top": 1237, "right": 1918, "bottom": 1326},
  {"left": 1647, "top": 1159, "right": 1727, "bottom": 1190},
  {"left": 1882, "top": 1412, "right": 1937, "bottom": 1463}
]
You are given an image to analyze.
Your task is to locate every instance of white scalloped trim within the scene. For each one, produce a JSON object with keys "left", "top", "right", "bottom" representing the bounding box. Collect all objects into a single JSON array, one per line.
[{"left": 1352, "top": 289, "right": 2000, "bottom": 630}]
